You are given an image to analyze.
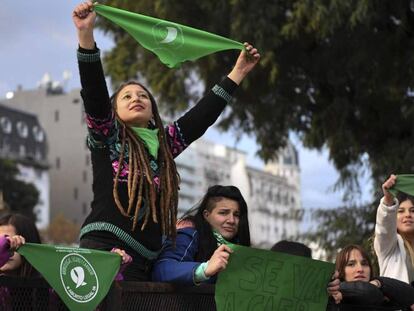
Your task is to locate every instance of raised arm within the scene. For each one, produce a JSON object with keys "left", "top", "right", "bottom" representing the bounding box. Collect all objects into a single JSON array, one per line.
[
  {"left": 374, "top": 175, "right": 399, "bottom": 259},
  {"left": 73, "top": 1, "right": 114, "bottom": 147},
  {"left": 227, "top": 42, "right": 260, "bottom": 85},
  {"left": 173, "top": 43, "right": 260, "bottom": 149},
  {"left": 73, "top": 1, "right": 96, "bottom": 49}
]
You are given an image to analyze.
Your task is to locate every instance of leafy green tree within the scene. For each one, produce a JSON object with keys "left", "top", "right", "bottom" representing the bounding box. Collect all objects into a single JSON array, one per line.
[
  {"left": 97, "top": 0, "right": 414, "bottom": 192},
  {"left": 97, "top": 0, "right": 414, "bottom": 253},
  {"left": 303, "top": 203, "right": 377, "bottom": 261},
  {"left": 0, "top": 159, "right": 39, "bottom": 221}
]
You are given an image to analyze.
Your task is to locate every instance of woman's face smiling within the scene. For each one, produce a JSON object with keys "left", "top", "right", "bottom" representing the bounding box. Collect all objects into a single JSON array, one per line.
[
  {"left": 203, "top": 198, "right": 240, "bottom": 240},
  {"left": 115, "top": 84, "right": 153, "bottom": 127},
  {"left": 397, "top": 199, "right": 414, "bottom": 236}
]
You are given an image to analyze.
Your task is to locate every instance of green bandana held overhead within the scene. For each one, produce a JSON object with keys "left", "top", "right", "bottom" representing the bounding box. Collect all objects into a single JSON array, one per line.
[
  {"left": 388, "top": 174, "right": 414, "bottom": 197},
  {"left": 18, "top": 243, "right": 121, "bottom": 311},
  {"left": 132, "top": 127, "right": 159, "bottom": 159},
  {"left": 93, "top": 4, "right": 244, "bottom": 68}
]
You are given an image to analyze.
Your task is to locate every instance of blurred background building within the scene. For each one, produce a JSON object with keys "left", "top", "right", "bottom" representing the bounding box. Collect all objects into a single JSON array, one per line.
[{"left": 0, "top": 103, "right": 49, "bottom": 228}]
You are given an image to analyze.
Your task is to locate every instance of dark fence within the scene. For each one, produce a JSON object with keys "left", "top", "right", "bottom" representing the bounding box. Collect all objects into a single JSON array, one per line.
[
  {"left": 0, "top": 277, "right": 404, "bottom": 311},
  {"left": 0, "top": 276, "right": 215, "bottom": 311}
]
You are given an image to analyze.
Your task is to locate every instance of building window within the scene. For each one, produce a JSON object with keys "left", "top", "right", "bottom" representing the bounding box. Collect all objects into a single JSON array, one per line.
[
  {"left": 16, "top": 121, "right": 29, "bottom": 138},
  {"left": 54, "top": 110, "right": 59, "bottom": 122},
  {"left": 32, "top": 125, "right": 44, "bottom": 142},
  {"left": 19, "top": 145, "right": 26, "bottom": 157},
  {"left": 86, "top": 154, "right": 90, "bottom": 166},
  {"left": 74, "top": 187, "right": 78, "bottom": 200},
  {"left": 82, "top": 171, "right": 87, "bottom": 183},
  {"left": 0, "top": 117, "right": 12, "bottom": 134},
  {"left": 56, "top": 157, "right": 60, "bottom": 169}
]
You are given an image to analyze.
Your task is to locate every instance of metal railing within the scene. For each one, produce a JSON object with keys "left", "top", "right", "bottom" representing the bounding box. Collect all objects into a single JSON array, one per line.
[
  {"left": 0, "top": 277, "right": 403, "bottom": 311},
  {"left": 0, "top": 276, "right": 215, "bottom": 311}
]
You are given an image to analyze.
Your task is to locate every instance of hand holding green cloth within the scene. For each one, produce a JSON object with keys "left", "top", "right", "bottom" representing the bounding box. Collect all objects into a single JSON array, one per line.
[
  {"left": 18, "top": 243, "right": 121, "bottom": 311},
  {"left": 215, "top": 245, "right": 334, "bottom": 311},
  {"left": 93, "top": 4, "right": 244, "bottom": 68},
  {"left": 388, "top": 174, "right": 414, "bottom": 197}
]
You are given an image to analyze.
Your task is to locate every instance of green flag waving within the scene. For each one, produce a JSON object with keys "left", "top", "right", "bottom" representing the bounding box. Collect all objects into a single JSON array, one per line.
[
  {"left": 389, "top": 174, "right": 414, "bottom": 197},
  {"left": 94, "top": 4, "right": 244, "bottom": 68},
  {"left": 18, "top": 243, "right": 121, "bottom": 311}
]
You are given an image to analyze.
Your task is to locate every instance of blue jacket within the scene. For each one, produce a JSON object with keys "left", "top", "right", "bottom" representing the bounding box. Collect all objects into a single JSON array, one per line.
[{"left": 151, "top": 227, "right": 216, "bottom": 285}]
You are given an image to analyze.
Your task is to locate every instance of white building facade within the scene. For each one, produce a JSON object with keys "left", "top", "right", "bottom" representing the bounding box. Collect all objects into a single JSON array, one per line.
[
  {"left": 0, "top": 104, "right": 50, "bottom": 228},
  {"left": 175, "top": 138, "right": 302, "bottom": 249}
]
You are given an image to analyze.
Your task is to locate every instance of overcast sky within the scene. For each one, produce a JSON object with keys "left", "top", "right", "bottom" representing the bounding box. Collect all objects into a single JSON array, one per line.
[{"left": 0, "top": 0, "right": 373, "bottom": 210}]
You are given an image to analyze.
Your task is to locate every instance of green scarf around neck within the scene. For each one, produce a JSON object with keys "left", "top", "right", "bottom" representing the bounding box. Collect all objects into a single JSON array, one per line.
[
  {"left": 213, "top": 230, "right": 234, "bottom": 247},
  {"left": 131, "top": 127, "right": 159, "bottom": 159}
]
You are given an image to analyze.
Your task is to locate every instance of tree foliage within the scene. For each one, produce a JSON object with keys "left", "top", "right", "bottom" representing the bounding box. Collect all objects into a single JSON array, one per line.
[
  {"left": 0, "top": 159, "right": 39, "bottom": 220},
  {"left": 303, "top": 203, "right": 377, "bottom": 261},
  {"left": 97, "top": 0, "right": 414, "bottom": 191}
]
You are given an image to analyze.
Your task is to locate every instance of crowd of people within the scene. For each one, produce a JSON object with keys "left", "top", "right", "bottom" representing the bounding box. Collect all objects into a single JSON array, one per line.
[{"left": 2, "top": 1, "right": 414, "bottom": 310}]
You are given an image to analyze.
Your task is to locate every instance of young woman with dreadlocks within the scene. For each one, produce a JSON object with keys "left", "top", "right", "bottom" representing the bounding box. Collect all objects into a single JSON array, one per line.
[{"left": 73, "top": 1, "right": 260, "bottom": 280}]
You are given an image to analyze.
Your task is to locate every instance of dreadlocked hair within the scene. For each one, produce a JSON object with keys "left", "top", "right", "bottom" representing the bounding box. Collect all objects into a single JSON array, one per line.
[{"left": 111, "top": 81, "right": 180, "bottom": 240}]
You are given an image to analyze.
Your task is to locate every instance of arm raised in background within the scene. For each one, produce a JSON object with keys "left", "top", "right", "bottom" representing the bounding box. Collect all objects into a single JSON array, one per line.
[
  {"left": 374, "top": 175, "right": 399, "bottom": 260},
  {"left": 173, "top": 43, "right": 260, "bottom": 151},
  {"left": 73, "top": 1, "right": 96, "bottom": 49},
  {"left": 73, "top": 1, "right": 114, "bottom": 145}
]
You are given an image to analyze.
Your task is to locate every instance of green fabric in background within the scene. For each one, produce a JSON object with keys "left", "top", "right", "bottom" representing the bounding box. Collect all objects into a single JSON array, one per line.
[
  {"left": 18, "top": 243, "right": 121, "bottom": 311},
  {"left": 388, "top": 174, "right": 414, "bottom": 197},
  {"left": 94, "top": 4, "right": 244, "bottom": 68},
  {"left": 215, "top": 245, "right": 334, "bottom": 311}
]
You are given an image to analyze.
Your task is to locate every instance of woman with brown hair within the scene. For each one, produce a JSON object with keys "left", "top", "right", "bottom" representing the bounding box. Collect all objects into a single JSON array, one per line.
[
  {"left": 328, "top": 245, "right": 414, "bottom": 310},
  {"left": 72, "top": 1, "right": 260, "bottom": 281},
  {"left": 375, "top": 174, "right": 414, "bottom": 285}
]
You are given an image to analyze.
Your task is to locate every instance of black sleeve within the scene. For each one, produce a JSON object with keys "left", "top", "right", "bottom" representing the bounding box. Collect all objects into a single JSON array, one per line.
[
  {"left": 339, "top": 281, "right": 384, "bottom": 306},
  {"left": 377, "top": 276, "right": 414, "bottom": 307},
  {"left": 77, "top": 45, "right": 111, "bottom": 119},
  {"left": 175, "top": 77, "right": 238, "bottom": 145}
]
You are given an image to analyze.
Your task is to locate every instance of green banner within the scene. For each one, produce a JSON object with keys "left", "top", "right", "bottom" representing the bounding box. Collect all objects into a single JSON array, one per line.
[
  {"left": 388, "top": 174, "right": 414, "bottom": 197},
  {"left": 94, "top": 4, "right": 244, "bottom": 68},
  {"left": 215, "top": 245, "right": 334, "bottom": 311},
  {"left": 18, "top": 243, "right": 121, "bottom": 311}
]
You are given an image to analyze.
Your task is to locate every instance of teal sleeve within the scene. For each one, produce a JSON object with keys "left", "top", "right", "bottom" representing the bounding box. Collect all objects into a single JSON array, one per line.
[{"left": 194, "top": 261, "right": 210, "bottom": 283}]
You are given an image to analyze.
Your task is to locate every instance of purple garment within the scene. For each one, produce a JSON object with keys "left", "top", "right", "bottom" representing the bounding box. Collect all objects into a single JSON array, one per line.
[{"left": 0, "top": 237, "right": 11, "bottom": 267}]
